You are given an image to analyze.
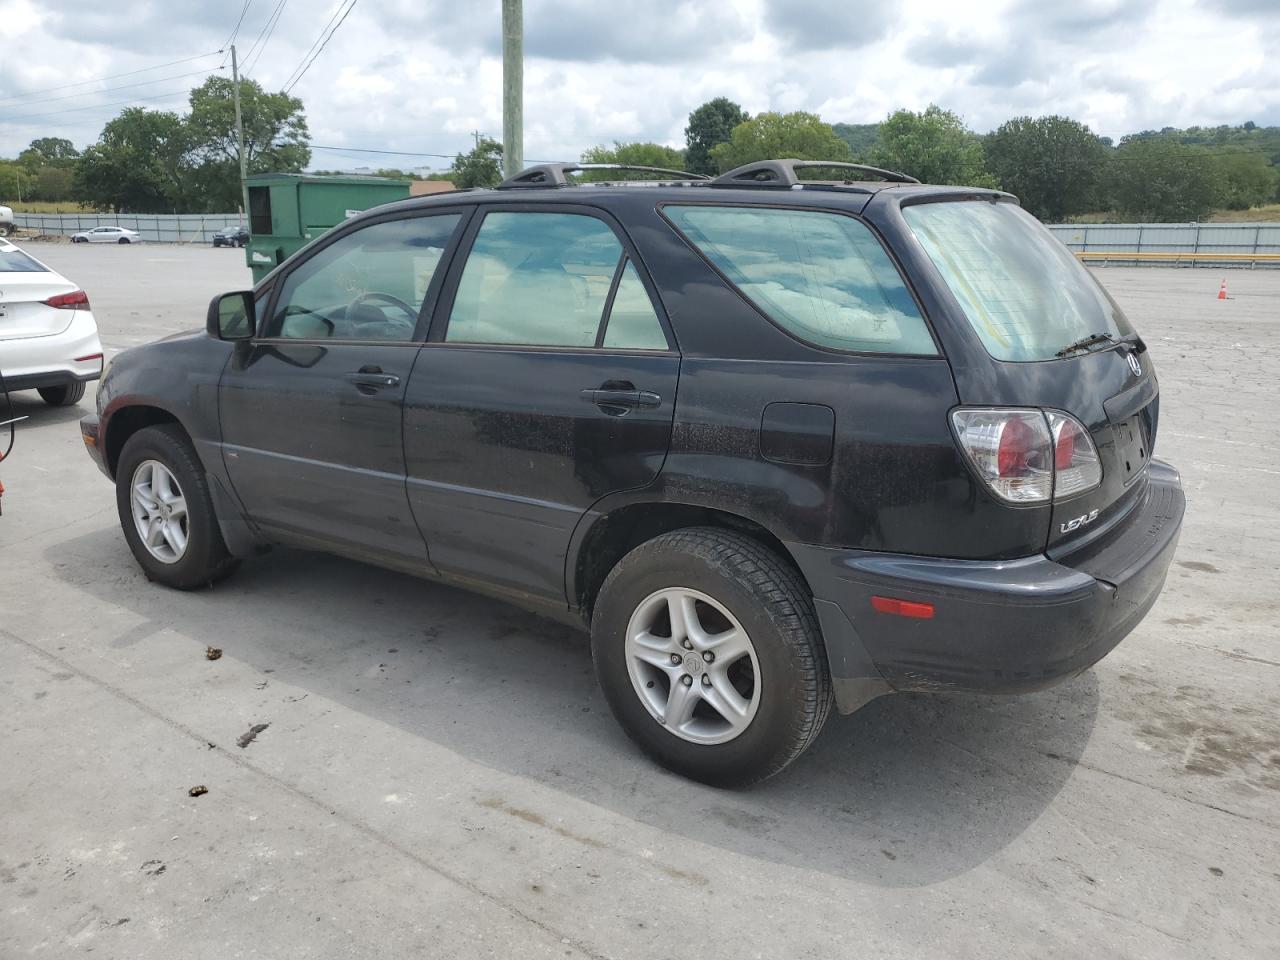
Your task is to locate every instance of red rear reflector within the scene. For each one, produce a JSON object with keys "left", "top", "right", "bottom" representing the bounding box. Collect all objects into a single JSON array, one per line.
[
  {"left": 871, "top": 596, "right": 935, "bottom": 619},
  {"left": 74, "top": 352, "right": 103, "bottom": 363},
  {"left": 43, "top": 289, "right": 90, "bottom": 310}
]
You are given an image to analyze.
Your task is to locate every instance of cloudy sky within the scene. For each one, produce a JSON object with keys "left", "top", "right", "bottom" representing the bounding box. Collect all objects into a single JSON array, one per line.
[{"left": 1, "top": 0, "right": 1276, "bottom": 170}]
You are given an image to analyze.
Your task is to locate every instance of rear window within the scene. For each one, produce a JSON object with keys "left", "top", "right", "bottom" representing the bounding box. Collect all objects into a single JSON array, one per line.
[
  {"left": 664, "top": 205, "right": 936, "bottom": 355},
  {"left": 0, "top": 244, "right": 47, "bottom": 273},
  {"left": 902, "top": 200, "right": 1133, "bottom": 362}
]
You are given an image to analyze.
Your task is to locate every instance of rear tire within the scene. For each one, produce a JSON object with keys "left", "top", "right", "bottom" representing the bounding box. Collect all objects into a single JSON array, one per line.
[
  {"left": 591, "top": 527, "right": 833, "bottom": 787},
  {"left": 0, "top": 224, "right": 12, "bottom": 237},
  {"left": 117, "top": 236, "right": 130, "bottom": 244},
  {"left": 37, "top": 381, "right": 86, "bottom": 406},
  {"left": 115, "top": 424, "right": 239, "bottom": 589}
]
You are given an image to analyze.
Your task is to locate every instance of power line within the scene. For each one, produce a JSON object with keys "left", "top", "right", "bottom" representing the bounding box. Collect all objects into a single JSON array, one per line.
[
  {"left": 281, "top": 0, "right": 351, "bottom": 91},
  {"left": 0, "top": 89, "right": 195, "bottom": 124},
  {"left": 0, "top": 52, "right": 221, "bottom": 105},
  {"left": 223, "top": 0, "right": 256, "bottom": 50},
  {"left": 284, "top": 0, "right": 360, "bottom": 93},
  {"left": 243, "top": 0, "right": 289, "bottom": 74},
  {"left": 7, "top": 68, "right": 224, "bottom": 109}
]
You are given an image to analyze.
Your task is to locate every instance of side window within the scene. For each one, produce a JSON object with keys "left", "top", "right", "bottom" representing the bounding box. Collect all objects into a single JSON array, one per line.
[
  {"left": 265, "top": 214, "right": 460, "bottom": 341},
  {"left": 446, "top": 212, "right": 622, "bottom": 347},
  {"left": 602, "top": 260, "right": 668, "bottom": 350},
  {"left": 663, "top": 205, "right": 936, "bottom": 355}
]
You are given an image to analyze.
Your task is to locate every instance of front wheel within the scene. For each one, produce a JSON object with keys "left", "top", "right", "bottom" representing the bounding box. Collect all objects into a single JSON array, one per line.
[
  {"left": 115, "top": 424, "right": 238, "bottom": 589},
  {"left": 591, "top": 528, "right": 833, "bottom": 787}
]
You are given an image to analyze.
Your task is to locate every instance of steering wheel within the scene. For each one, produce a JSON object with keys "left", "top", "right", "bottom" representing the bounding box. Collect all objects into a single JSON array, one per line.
[{"left": 346, "top": 292, "right": 419, "bottom": 330}]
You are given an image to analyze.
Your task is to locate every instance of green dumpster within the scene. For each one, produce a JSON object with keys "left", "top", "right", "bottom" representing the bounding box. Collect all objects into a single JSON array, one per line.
[{"left": 244, "top": 173, "right": 411, "bottom": 283}]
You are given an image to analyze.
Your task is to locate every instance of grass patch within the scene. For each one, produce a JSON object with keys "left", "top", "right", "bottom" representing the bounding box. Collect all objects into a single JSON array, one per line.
[
  {"left": 4, "top": 201, "right": 104, "bottom": 213},
  {"left": 1206, "top": 204, "right": 1280, "bottom": 222}
]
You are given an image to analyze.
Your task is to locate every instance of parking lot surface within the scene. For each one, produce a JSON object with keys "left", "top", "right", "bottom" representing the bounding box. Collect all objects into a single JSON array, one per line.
[{"left": 2, "top": 244, "right": 1277, "bottom": 958}]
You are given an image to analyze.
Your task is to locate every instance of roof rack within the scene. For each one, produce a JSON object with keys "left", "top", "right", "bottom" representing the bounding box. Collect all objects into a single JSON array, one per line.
[
  {"left": 709, "top": 159, "right": 920, "bottom": 187},
  {"left": 497, "top": 163, "right": 710, "bottom": 189}
]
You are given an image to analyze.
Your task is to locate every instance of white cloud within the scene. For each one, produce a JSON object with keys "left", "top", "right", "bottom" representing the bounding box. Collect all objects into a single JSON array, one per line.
[{"left": 0, "top": 0, "right": 1277, "bottom": 171}]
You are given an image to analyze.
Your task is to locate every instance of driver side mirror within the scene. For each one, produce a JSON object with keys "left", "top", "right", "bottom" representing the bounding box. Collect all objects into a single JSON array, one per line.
[{"left": 207, "top": 290, "right": 255, "bottom": 341}]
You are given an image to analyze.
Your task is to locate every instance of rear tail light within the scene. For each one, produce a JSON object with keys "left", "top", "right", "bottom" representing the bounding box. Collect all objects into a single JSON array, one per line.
[
  {"left": 43, "top": 289, "right": 90, "bottom": 310},
  {"left": 951, "top": 408, "right": 1101, "bottom": 504},
  {"left": 1047, "top": 412, "right": 1102, "bottom": 497}
]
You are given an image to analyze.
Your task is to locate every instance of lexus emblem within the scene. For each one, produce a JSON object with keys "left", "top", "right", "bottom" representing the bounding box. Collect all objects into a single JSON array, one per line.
[{"left": 1126, "top": 353, "right": 1142, "bottom": 377}]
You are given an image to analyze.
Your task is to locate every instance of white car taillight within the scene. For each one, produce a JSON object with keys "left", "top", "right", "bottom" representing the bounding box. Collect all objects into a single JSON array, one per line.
[
  {"left": 951, "top": 408, "right": 1101, "bottom": 504},
  {"left": 1047, "top": 411, "right": 1102, "bottom": 497}
]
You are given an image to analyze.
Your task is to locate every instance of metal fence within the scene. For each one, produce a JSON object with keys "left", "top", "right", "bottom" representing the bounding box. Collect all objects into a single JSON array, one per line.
[
  {"left": 1046, "top": 222, "right": 1280, "bottom": 267},
  {"left": 12, "top": 211, "right": 242, "bottom": 244}
]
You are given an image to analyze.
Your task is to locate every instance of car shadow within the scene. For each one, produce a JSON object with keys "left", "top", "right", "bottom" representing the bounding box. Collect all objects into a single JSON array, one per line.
[
  {"left": 46, "top": 527, "right": 1098, "bottom": 888},
  {"left": 1, "top": 390, "right": 89, "bottom": 429}
]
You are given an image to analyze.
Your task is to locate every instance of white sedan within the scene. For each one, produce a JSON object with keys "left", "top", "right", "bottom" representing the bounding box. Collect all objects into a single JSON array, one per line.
[
  {"left": 0, "top": 239, "right": 103, "bottom": 406},
  {"left": 71, "top": 226, "right": 142, "bottom": 244}
]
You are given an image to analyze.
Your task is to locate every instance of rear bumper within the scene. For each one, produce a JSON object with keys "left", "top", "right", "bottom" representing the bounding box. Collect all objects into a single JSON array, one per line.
[
  {"left": 788, "top": 459, "right": 1184, "bottom": 712},
  {"left": 0, "top": 312, "right": 103, "bottom": 390}
]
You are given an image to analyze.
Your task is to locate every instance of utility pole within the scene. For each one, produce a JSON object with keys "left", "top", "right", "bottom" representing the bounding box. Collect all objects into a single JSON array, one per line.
[
  {"left": 231, "top": 44, "right": 249, "bottom": 226},
  {"left": 501, "top": 0, "right": 523, "bottom": 177}
]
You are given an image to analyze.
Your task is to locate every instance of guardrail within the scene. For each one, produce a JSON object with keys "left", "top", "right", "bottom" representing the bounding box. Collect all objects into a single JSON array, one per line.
[{"left": 1047, "top": 222, "right": 1280, "bottom": 268}]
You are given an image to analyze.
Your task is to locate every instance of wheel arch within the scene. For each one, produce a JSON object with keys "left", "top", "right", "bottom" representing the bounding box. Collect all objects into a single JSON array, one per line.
[
  {"left": 570, "top": 500, "right": 812, "bottom": 620},
  {"left": 102, "top": 404, "right": 187, "bottom": 479}
]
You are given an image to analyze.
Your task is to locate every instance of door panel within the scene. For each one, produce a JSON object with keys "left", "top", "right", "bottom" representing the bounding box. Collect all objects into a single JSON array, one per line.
[
  {"left": 221, "top": 342, "right": 427, "bottom": 566},
  {"left": 404, "top": 347, "right": 678, "bottom": 599},
  {"left": 217, "top": 211, "right": 465, "bottom": 567},
  {"left": 403, "top": 205, "right": 680, "bottom": 603}
]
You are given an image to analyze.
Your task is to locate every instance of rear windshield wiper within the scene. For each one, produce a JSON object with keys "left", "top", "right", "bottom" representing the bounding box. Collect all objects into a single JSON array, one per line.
[{"left": 1055, "top": 331, "right": 1146, "bottom": 359}]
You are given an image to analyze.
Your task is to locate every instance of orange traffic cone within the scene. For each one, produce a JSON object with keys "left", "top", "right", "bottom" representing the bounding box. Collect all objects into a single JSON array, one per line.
[{"left": 1218, "top": 279, "right": 1228, "bottom": 300}]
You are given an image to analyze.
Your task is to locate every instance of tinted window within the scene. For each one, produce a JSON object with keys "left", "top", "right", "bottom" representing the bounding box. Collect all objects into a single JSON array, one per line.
[
  {"left": 0, "top": 245, "right": 47, "bottom": 273},
  {"left": 903, "top": 200, "right": 1134, "bottom": 362},
  {"left": 603, "top": 260, "right": 667, "bottom": 350},
  {"left": 447, "top": 212, "right": 622, "bottom": 347},
  {"left": 266, "top": 214, "right": 460, "bottom": 341},
  {"left": 665, "top": 205, "right": 935, "bottom": 355}
]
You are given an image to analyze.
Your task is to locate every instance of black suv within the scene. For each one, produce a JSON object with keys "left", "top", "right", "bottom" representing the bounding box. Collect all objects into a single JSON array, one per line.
[
  {"left": 81, "top": 159, "right": 1184, "bottom": 786},
  {"left": 212, "top": 225, "right": 250, "bottom": 248}
]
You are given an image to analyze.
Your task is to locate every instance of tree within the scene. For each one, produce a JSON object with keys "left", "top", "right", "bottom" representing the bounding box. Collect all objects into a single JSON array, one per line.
[
  {"left": 73, "top": 108, "right": 192, "bottom": 213},
  {"left": 869, "top": 105, "right": 997, "bottom": 187},
  {"left": 684, "top": 97, "right": 748, "bottom": 175},
  {"left": 451, "top": 136, "right": 503, "bottom": 188},
  {"left": 18, "top": 137, "right": 79, "bottom": 170},
  {"left": 579, "top": 141, "right": 686, "bottom": 180},
  {"left": 708, "top": 112, "right": 851, "bottom": 173},
  {"left": 1209, "top": 147, "right": 1276, "bottom": 210},
  {"left": 1105, "top": 139, "right": 1224, "bottom": 221},
  {"left": 983, "top": 116, "right": 1108, "bottom": 221},
  {"left": 185, "top": 76, "right": 310, "bottom": 211},
  {"left": 832, "top": 122, "right": 880, "bottom": 160}
]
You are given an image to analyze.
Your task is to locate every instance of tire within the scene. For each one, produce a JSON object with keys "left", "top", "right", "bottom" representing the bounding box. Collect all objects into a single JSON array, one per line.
[
  {"left": 115, "top": 424, "right": 239, "bottom": 589},
  {"left": 591, "top": 527, "right": 833, "bottom": 787},
  {"left": 117, "top": 237, "right": 130, "bottom": 244},
  {"left": 37, "top": 381, "right": 86, "bottom": 406},
  {"left": 0, "top": 224, "right": 12, "bottom": 237}
]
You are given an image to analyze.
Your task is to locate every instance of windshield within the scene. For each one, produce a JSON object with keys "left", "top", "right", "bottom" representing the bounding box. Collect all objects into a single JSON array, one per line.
[{"left": 902, "top": 200, "right": 1133, "bottom": 362}]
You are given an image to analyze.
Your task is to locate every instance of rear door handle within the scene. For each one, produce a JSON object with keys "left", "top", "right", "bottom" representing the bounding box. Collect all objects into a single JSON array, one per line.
[{"left": 579, "top": 388, "right": 662, "bottom": 409}]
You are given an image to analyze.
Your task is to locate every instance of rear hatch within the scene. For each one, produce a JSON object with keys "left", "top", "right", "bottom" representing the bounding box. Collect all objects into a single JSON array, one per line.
[
  {"left": 899, "top": 197, "right": 1159, "bottom": 555},
  {"left": 0, "top": 242, "right": 79, "bottom": 340}
]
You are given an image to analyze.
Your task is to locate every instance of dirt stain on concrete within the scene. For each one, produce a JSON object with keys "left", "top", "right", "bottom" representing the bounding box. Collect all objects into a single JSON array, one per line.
[
  {"left": 1114, "top": 676, "right": 1280, "bottom": 790},
  {"left": 1178, "top": 560, "right": 1221, "bottom": 574}
]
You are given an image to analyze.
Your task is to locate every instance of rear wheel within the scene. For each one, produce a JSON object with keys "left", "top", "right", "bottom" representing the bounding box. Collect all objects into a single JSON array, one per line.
[
  {"left": 591, "top": 527, "right": 833, "bottom": 787},
  {"left": 0, "top": 224, "right": 12, "bottom": 237},
  {"left": 117, "top": 236, "right": 130, "bottom": 244},
  {"left": 115, "top": 424, "right": 238, "bottom": 589},
  {"left": 37, "top": 382, "right": 86, "bottom": 406}
]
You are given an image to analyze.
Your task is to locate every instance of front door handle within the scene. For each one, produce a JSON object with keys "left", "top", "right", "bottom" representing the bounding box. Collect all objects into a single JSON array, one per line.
[{"left": 345, "top": 366, "right": 401, "bottom": 390}]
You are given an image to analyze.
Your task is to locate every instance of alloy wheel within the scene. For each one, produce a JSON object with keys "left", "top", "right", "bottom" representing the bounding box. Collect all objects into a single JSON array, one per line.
[{"left": 130, "top": 459, "right": 189, "bottom": 564}]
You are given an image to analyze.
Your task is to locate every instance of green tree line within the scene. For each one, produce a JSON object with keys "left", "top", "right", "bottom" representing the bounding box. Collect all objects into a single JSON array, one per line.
[{"left": 5, "top": 84, "right": 1280, "bottom": 223}]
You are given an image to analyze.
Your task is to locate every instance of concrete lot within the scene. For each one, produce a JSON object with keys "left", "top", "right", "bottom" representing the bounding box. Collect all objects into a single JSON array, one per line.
[{"left": 2, "top": 244, "right": 1277, "bottom": 958}]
